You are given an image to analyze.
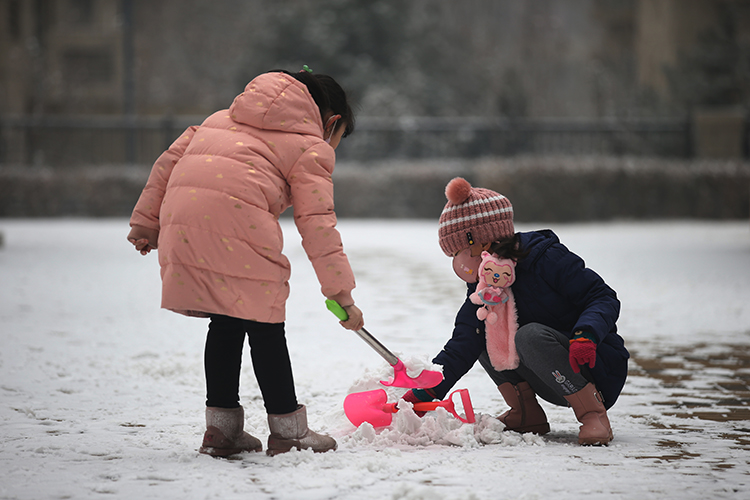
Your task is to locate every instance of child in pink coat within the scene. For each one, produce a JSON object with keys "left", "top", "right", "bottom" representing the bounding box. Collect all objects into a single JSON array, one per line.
[{"left": 127, "top": 68, "right": 363, "bottom": 457}]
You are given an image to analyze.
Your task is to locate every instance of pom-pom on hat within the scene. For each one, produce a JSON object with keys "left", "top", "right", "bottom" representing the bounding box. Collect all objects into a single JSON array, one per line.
[{"left": 438, "top": 178, "right": 514, "bottom": 256}]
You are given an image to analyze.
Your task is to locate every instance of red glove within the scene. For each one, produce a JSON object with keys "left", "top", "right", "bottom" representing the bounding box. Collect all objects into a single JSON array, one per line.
[
  {"left": 401, "top": 389, "right": 436, "bottom": 417},
  {"left": 569, "top": 333, "right": 597, "bottom": 373}
]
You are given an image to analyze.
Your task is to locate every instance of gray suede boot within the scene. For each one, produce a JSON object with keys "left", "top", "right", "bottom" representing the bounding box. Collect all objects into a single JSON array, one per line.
[
  {"left": 199, "top": 406, "right": 263, "bottom": 457},
  {"left": 266, "top": 405, "right": 337, "bottom": 456}
]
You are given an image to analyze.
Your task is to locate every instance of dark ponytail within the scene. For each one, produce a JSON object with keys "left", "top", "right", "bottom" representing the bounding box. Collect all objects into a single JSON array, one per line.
[
  {"left": 314, "top": 74, "right": 355, "bottom": 137},
  {"left": 488, "top": 234, "right": 529, "bottom": 262},
  {"left": 272, "top": 69, "right": 355, "bottom": 137}
]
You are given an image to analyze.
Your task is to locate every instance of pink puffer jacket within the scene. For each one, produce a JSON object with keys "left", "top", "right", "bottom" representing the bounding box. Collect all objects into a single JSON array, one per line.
[{"left": 130, "top": 72, "right": 356, "bottom": 323}]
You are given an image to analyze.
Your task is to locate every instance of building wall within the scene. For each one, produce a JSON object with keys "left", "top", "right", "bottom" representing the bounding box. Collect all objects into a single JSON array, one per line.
[
  {"left": 1, "top": 1, "right": 747, "bottom": 119},
  {"left": 635, "top": 0, "right": 718, "bottom": 97},
  {"left": 0, "top": 0, "right": 123, "bottom": 115}
]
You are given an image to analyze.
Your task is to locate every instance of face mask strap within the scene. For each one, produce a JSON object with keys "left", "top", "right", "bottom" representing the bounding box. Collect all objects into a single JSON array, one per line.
[{"left": 324, "top": 114, "right": 342, "bottom": 143}]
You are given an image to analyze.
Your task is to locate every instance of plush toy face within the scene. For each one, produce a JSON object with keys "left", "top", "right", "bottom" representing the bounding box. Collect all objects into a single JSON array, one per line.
[{"left": 479, "top": 251, "right": 515, "bottom": 288}]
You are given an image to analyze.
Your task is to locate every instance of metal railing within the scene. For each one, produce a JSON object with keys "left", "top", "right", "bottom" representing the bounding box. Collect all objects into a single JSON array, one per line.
[
  {"left": 336, "top": 116, "right": 693, "bottom": 160},
  {"left": 0, "top": 115, "right": 202, "bottom": 166},
  {"left": 0, "top": 114, "right": 703, "bottom": 166}
]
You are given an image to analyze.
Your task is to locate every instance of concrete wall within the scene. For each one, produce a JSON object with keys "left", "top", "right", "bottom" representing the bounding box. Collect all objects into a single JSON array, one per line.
[
  {"left": 331, "top": 157, "right": 750, "bottom": 221},
  {"left": 1, "top": 157, "right": 749, "bottom": 221}
]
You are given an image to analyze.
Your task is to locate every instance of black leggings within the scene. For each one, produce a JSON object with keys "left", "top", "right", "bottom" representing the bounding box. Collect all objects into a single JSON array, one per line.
[{"left": 204, "top": 314, "right": 297, "bottom": 414}]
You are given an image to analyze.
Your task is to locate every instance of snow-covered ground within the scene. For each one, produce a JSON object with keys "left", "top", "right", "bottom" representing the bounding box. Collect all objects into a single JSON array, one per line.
[{"left": 1, "top": 218, "right": 749, "bottom": 500}]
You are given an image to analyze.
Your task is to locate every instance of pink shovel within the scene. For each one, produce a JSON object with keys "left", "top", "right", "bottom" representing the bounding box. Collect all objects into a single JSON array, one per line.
[
  {"left": 326, "top": 300, "right": 444, "bottom": 389},
  {"left": 344, "top": 388, "right": 476, "bottom": 428}
]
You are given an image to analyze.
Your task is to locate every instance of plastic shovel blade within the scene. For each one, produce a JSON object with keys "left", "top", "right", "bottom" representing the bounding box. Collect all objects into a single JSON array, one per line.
[
  {"left": 343, "top": 389, "right": 394, "bottom": 428},
  {"left": 344, "top": 388, "right": 476, "bottom": 428},
  {"left": 380, "top": 359, "right": 444, "bottom": 389}
]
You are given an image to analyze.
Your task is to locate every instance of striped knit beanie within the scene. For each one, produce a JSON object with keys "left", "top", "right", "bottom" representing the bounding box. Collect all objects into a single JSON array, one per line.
[{"left": 438, "top": 177, "right": 514, "bottom": 256}]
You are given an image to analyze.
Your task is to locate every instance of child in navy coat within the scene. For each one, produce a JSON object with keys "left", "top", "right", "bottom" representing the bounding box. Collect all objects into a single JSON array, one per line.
[{"left": 404, "top": 178, "right": 628, "bottom": 445}]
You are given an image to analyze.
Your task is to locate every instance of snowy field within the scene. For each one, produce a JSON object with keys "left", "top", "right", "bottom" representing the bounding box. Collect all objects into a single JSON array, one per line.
[{"left": 1, "top": 217, "right": 749, "bottom": 500}]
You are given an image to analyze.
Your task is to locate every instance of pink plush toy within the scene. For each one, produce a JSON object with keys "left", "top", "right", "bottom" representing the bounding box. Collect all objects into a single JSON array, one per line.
[{"left": 470, "top": 251, "right": 520, "bottom": 371}]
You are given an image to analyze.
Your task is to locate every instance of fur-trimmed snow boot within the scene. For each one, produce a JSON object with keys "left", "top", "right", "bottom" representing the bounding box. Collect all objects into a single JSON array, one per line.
[
  {"left": 564, "top": 383, "right": 613, "bottom": 446},
  {"left": 266, "top": 405, "right": 337, "bottom": 456},
  {"left": 199, "top": 406, "right": 263, "bottom": 457},
  {"left": 496, "top": 381, "right": 550, "bottom": 435}
]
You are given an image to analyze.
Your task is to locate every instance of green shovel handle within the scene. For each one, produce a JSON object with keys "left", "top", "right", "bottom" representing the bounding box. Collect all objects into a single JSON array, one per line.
[{"left": 326, "top": 299, "right": 350, "bottom": 321}]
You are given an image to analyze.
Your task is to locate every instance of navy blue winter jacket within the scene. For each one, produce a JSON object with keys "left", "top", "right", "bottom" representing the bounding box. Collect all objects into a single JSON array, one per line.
[{"left": 431, "top": 230, "right": 629, "bottom": 408}]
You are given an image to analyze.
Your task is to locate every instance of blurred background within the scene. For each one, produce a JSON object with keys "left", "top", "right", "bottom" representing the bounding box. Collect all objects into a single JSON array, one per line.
[{"left": 0, "top": 0, "right": 749, "bottom": 220}]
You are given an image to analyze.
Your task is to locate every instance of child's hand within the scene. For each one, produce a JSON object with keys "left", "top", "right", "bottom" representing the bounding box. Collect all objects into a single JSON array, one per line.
[
  {"left": 569, "top": 338, "right": 596, "bottom": 373},
  {"left": 127, "top": 225, "right": 159, "bottom": 255},
  {"left": 339, "top": 304, "right": 364, "bottom": 331},
  {"left": 130, "top": 238, "right": 154, "bottom": 255},
  {"left": 400, "top": 389, "right": 435, "bottom": 417}
]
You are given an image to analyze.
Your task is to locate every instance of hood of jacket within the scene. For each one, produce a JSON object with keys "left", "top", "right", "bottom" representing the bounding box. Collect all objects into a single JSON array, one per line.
[
  {"left": 517, "top": 229, "right": 558, "bottom": 267},
  {"left": 228, "top": 72, "right": 324, "bottom": 138}
]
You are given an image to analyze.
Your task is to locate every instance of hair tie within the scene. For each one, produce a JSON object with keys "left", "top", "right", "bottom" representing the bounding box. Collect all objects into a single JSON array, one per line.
[{"left": 301, "top": 65, "right": 313, "bottom": 74}]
